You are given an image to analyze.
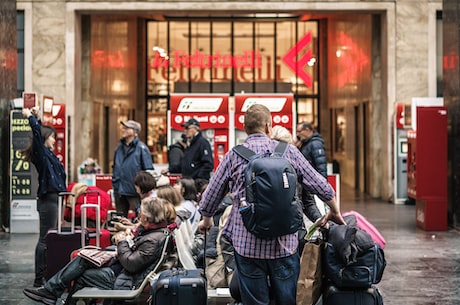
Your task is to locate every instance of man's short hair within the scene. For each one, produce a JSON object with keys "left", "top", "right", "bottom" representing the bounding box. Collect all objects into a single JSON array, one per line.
[
  {"left": 244, "top": 104, "right": 271, "bottom": 134},
  {"left": 299, "top": 121, "right": 314, "bottom": 131}
]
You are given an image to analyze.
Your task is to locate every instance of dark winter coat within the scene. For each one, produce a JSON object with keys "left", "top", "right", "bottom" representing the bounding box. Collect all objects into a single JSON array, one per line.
[
  {"left": 113, "top": 227, "right": 168, "bottom": 290},
  {"left": 168, "top": 141, "right": 185, "bottom": 174},
  {"left": 299, "top": 131, "right": 327, "bottom": 178},
  {"left": 27, "top": 115, "right": 67, "bottom": 198},
  {"left": 181, "top": 132, "right": 214, "bottom": 180}
]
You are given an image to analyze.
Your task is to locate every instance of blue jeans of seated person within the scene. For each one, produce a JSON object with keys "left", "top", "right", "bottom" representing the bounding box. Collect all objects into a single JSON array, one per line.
[
  {"left": 45, "top": 256, "right": 115, "bottom": 305},
  {"left": 234, "top": 252, "right": 300, "bottom": 305}
]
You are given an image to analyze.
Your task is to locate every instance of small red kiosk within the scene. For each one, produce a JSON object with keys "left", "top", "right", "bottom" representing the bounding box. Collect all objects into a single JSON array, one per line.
[
  {"left": 234, "top": 93, "right": 294, "bottom": 145},
  {"left": 407, "top": 106, "right": 448, "bottom": 230}
]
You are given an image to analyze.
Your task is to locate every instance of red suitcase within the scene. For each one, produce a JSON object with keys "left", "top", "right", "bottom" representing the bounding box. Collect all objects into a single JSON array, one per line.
[{"left": 44, "top": 192, "right": 87, "bottom": 280}]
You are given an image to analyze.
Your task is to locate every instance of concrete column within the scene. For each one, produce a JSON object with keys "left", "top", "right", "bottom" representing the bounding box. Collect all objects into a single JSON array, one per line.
[
  {"left": 443, "top": 0, "right": 460, "bottom": 227},
  {"left": 0, "top": 0, "right": 17, "bottom": 230}
]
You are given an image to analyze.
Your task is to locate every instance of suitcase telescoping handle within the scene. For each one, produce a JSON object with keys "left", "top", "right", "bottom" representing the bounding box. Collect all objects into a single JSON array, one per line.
[
  {"left": 81, "top": 190, "right": 102, "bottom": 247},
  {"left": 58, "top": 192, "right": 76, "bottom": 234}
]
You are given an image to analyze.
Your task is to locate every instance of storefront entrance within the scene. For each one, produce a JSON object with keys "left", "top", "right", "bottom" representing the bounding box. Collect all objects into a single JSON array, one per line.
[{"left": 86, "top": 13, "right": 375, "bottom": 193}]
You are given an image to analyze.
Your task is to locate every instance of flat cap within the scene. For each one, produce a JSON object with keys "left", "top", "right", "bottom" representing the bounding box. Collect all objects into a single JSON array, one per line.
[{"left": 120, "top": 120, "right": 141, "bottom": 132}]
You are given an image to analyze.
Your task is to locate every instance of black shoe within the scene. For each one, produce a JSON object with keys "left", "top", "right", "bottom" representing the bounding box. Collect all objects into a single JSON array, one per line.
[
  {"left": 23, "top": 287, "right": 57, "bottom": 305},
  {"left": 33, "top": 277, "right": 45, "bottom": 287}
]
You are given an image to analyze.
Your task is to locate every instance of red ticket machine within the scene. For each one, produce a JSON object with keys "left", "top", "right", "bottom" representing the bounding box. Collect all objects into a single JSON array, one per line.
[
  {"left": 169, "top": 94, "right": 230, "bottom": 170},
  {"left": 234, "top": 94, "right": 294, "bottom": 145},
  {"left": 51, "top": 104, "right": 66, "bottom": 168},
  {"left": 407, "top": 106, "right": 448, "bottom": 230}
]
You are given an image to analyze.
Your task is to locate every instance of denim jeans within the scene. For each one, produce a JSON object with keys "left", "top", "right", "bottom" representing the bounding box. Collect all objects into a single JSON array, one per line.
[
  {"left": 234, "top": 251, "right": 300, "bottom": 305},
  {"left": 45, "top": 256, "right": 115, "bottom": 305},
  {"left": 36, "top": 192, "right": 59, "bottom": 280}
]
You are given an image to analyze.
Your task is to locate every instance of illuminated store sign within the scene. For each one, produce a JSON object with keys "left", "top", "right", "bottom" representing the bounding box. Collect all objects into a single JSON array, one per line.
[
  {"left": 148, "top": 32, "right": 315, "bottom": 87},
  {"left": 91, "top": 31, "right": 316, "bottom": 88},
  {"left": 151, "top": 50, "right": 262, "bottom": 69}
]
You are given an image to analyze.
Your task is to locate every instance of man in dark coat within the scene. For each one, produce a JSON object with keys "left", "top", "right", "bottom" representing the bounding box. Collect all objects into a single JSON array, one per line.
[
  {"left": 166, "top": 133, "right": 187, "bottom": 174},
  {"left": 181, "top": 118, "right": 214, "bottom": 180},
  {"left": 296, "top": 122, "right": 327, "bottom": 178},
  {"left": 296, "top": 122, "right": 328, "bottom": 217}
]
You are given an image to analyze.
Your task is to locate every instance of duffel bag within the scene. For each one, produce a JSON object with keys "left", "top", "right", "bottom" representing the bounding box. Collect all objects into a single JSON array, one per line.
[{"left": 323, "top": 242, "right": 386, "bottom": 288}]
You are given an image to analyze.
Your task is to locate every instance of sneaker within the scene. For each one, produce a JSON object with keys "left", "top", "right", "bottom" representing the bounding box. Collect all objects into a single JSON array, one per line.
[
  {"left": 33, "top": 277, "right": 45, "bottom": 287},
  {"left": 23, "top": 287, "right": 57, "bottom": 305}
]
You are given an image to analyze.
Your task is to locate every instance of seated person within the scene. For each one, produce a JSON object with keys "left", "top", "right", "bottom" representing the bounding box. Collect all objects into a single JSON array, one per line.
[
  {"left": 134, "top": 170, "right": 157, "bottom": 200},
  {"left": 112, "top": 170, "right": 158, "bottom": 232},
  {"left": 23, "top": 197, "right": 176, "bottom": 305},
  {"left": 156, "top": 184, "right": 190, "bottom": 226},
  {"left": 172, "top": 176, "right": 201, "bottom": 227}
]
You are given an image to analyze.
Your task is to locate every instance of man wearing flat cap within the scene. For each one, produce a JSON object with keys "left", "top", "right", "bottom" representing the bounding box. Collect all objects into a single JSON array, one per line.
[
  {"left": 181, "top": 118, "right": 214, "bottom": 181},
  {"left": 112, "top": 120, "right": 154, "bottom": 217}
]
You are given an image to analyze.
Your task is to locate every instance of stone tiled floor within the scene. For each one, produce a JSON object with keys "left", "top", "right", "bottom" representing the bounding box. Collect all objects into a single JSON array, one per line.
[{"left": 2, "top": 185, "right": 460, "bottom": 305}]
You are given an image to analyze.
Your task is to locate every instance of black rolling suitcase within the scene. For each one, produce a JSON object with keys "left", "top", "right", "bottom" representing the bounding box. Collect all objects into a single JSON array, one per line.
[
  {"left": 44, "top": 192, "right": 86, "bottom": 280},
  {"left": 323, "top": 284, "right": 384, "bottom": 305},
  {"left": 150, "top": 268, "right": 207, "bottom": 305}
]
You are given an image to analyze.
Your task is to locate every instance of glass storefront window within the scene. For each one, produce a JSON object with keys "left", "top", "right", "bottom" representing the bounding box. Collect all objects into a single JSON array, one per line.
[
  {"left": 255, "top": 22, "right": 276, "bottom": 93},
  {"left": 297, "top": 98, "right": 318, "bottom": 124},
  {"left": 212, "top": 21, "right": 232, "bottom": 92},
  {"left": 147, "top": 18, "right": 319, "bottom": 96},
  {"left": 233, "top": 21, "right": 255, "bottom": 93},
  {"left": 146, "top": 17, "right": 320, "bottom": 161},
  {"left": 190, "top": 22, "right": 211, "bottom": 92},
  {"left": 148, "top": 22, "right": 168, "bottom": 95}
]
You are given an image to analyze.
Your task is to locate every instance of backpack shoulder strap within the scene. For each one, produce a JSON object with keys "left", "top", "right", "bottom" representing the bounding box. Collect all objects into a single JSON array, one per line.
[
  {"left": 232, "top": 145, "right": 256, "bottom": 161},
  {"left": 274, "top": 141, "right": 289, "bottom": 156}
]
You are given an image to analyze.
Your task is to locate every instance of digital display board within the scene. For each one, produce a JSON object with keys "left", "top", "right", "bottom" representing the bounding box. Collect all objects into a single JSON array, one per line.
[{"left": 10, "top": 111, "right": 38, "bottom": 199}]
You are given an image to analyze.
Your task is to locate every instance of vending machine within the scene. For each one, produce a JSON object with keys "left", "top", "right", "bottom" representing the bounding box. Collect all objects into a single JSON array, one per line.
[
  {"left": 234, "top": 93, "right": 294, "bottom": 145},
  {"left": 393, "top": 103, "right": 410, "bottom": 204},
  {"left": 50, "top": 104, "right": 67, "bottom": 168},
  {"left": 169, "top": 94, "right": 230, "bottom": 170}
]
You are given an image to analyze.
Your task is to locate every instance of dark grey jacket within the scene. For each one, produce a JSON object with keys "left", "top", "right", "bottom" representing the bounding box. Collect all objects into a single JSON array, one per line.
[{"left": 114, "top": 227, "right": 168, "bottom": 289}]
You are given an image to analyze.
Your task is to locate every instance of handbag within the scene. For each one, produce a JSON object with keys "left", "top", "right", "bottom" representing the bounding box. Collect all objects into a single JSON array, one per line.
[{"left": 296, "top": 238, "right": 324, "bottom": 305}]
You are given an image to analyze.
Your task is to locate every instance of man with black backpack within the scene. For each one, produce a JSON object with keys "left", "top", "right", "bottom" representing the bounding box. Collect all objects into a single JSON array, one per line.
[{"left": 198, "top": 104, "right": 345, "bottom": 305}]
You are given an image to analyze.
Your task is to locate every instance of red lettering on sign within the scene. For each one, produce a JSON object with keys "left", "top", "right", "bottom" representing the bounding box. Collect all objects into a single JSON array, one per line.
[
  {"left": 92, "top": 50, "right": 126, "bottom": 68},
  {"left": 148, "top": 31, "right": 315, "bottom": 87}
]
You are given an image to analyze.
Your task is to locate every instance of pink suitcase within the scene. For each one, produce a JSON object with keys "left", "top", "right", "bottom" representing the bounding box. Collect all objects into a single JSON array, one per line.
[{"left": 342, "top": 210, "right": 386, "bottom": 249}]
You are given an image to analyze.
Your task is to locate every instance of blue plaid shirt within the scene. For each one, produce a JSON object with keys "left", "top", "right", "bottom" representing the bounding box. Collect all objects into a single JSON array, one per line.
[{"left": 198, "top": 134, "right": 335, "bottom": 259}]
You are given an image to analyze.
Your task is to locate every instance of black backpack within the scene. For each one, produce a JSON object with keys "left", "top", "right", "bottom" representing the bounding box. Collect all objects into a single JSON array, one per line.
[{"left": 233, "top": 142, "right": 303, "bottom": 239}]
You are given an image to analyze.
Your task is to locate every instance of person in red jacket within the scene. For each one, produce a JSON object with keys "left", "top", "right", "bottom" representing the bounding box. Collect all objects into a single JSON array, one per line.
[{"left": 64, "top": 182, "right": 111, "bottom": 227}]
